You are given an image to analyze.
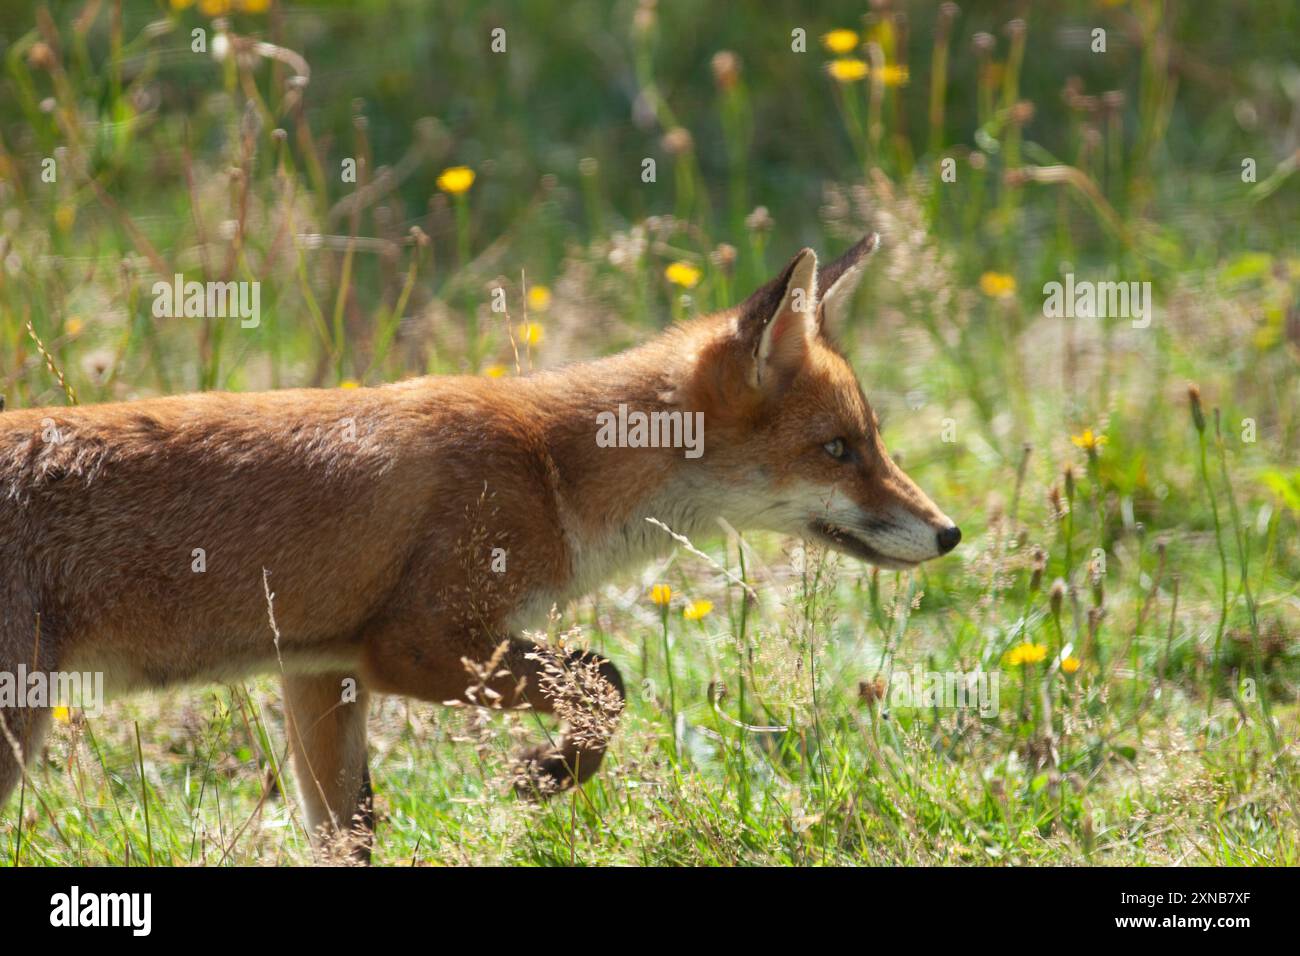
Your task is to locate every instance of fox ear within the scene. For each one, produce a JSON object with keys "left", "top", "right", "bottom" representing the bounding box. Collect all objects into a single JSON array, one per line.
[
  {"left": 816, "top": 233, "right": 879, "bottom": 331},
  {"left": 737, "top": 247, "right": 819, "bottom": 391}
]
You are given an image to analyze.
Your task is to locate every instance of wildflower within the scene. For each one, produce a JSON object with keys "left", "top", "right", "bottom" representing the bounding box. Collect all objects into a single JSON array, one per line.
[
  {"left": 979, "top": 271, "right": 1017, "bottom": 298},
  {"left": 661, "top": 127, "right": 694, "bottom": 156},
  {"left": 633, "top": 2, "right": 655, "bottom": 34},
  {"left": 745, "top": 206, "right": 773, "bottom": 233},
  {"left": 1047, "top": 483, "right": 1065, "bottom": 521},
  {"left": 436, "top": 165, "right": 475, "bottom": 195},
  {"left": 650, "top": 583, "right": 672, "bottom": 606},
  {"left": 198, "top": 0, "right": 230, "bottom": 14},
  {"left": 827, "top": 58, "right": 869, "bottom": 83},
  {"left": 665, "top": 261, "right": 702, "bottom": 288},
  {"left": 1049, "top": 578, "right": 1066, "bottom": 616},
  {"left": 239, "top": 0, "right": 271, "bottom": 11},
  {"left": 711, "top": 51, "right": 741, "bottom": 90},
  {"left": 518, "top": 322, "right": 543, "bottom": 346},
  {"left": 80, "top": 349, "right": 113, "bottom": 384},
  {"left": 339, "top": 379, "right": 359, "bottom": 389},
  {"left": 26, "top": 41, "right": 56, "bottom": 71},
  {"left": 483, "top": 364, "right": 507, "bottom": 378},
  {"left": 1010, "top": 100, "right": 1036, "bottom": 126},
  {"left": 710, "top": 243, "right": 737, "bottom": 274},
  {"left": 1007, "top": 642, "right": 1048, "bottom": 666},
  {"left": 53, "top": 706, "right": 70, "bottom": 723},
  {"left": 683, "top": 600, "right": 713, "bottom": 621},
  {"left": 527, "top": 285, "right": 552, "bottom": 312},
  {"left": 821, "top": 29, "right": 859, "bottom": 55},
  {"left": 54, "top": 205, "right": 76, "bottom": 232},
  {"left": 1061, "top": 655, "right": 1081, "bottom": 675},
  {"left": 859, "top": 675, "right": 887, "bottom": 704},
  {"left": 65, "top": 317, "right": 84, "bottom": 337},
  {"left": 1188, "top": 383, "right": 1206, "bottom": 433},
  {"left": 1070, "top": 428, "right": 1107, "bottom": 453},
  {"left": 874, "top": 64, "right": 910, "bottom": 87},
  {"left": 1029, "top": 546, "right": 1047, "bottom": 592},
  {"left": 1089, "top": 556, "right": 1105, "bottom": 606}
]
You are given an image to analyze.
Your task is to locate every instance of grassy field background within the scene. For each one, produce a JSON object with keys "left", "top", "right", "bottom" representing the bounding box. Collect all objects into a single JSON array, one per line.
[{"left": 1, "top": 0, "right": 1298, "bottom": 865}]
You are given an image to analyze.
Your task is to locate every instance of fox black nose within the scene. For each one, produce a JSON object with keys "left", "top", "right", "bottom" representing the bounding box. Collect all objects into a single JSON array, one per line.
[{"left": 936, "top": 525, "right": 962, "bottom": 554}]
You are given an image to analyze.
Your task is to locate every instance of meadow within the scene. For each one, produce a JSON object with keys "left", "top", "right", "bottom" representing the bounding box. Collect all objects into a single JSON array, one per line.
[{"left": 1, "top": 0, "right": 1298, "bottom": 865}]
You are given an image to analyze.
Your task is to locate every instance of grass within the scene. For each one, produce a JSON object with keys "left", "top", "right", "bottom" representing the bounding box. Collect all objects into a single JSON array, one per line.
[{"left": 2, "top": 0, "right": 1298, "bottom": 866}]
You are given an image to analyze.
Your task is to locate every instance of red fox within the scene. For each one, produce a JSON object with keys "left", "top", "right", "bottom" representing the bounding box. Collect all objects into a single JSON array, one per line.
[{"left": 0, "top": 234, "right": 958, "bottom": 861}]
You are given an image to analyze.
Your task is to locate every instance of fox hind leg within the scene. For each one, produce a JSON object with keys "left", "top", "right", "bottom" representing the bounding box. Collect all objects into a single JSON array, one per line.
[
  {"left": 282, "top": 671, "right": 373, "bottom": 864},
  {"left": 0, "top": 705, "right": 52, "bottom": 813},
  {"left": 0, "top": 606, "right": 58, "bottom": 813}
]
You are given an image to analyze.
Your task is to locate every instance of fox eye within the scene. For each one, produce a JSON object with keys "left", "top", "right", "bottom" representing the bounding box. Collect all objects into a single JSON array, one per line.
[{"left": 823, "top": 438, "right": 847, "bottom": 460}]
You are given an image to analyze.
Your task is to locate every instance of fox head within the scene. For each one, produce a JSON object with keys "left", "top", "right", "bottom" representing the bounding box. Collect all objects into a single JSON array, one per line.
[{"left": 686, "top": 234, "right": 960, "bottom": 569}]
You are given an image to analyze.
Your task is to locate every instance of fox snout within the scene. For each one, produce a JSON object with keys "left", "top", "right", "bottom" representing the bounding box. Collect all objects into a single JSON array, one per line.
[
  {"left": 807, "top": 469, "right": 960, "bottom": 571},
  {"left": 877, "top": 455, "right": 962, "bottom": 561},
  {"left": 937, "top": 523, "right": 962, "bottom": 553}
]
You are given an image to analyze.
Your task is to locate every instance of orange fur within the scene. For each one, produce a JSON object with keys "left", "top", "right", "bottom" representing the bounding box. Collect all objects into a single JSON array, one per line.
[{"left": 0, "top": 236, "right": 957, "bottom": 859}]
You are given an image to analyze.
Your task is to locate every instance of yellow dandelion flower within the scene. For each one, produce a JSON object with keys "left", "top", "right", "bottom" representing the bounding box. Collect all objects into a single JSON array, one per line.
[
  {"left": 821, "top": 29, "right": 859, "bottom": 55},
  {"left": 239, "top": 0, "right": 271, "bottom": 11},
  {"left": 436, "top": 165, "right": 476, "bottom": 195},
  {"left": 874, "top": 63, "right": 910, "bottom": 87},
  {"left": 650, "top": 583, "right": 672, "bottom": 606},
  {"left": 827, "top": 58, "right": 869, "bottom": 83},
  {"left": 979, "top": 271, "right": 1017, "bottom": 298},
  {"left": 483, "top": 364, "right": 507, "bottom": 378},
  {"left": 1070, "top": 428, "right": 1108, "bottom": 452},
  {"left": 1061, "top": 655, "right": 1082, "bottom": 674},
  {"left": 664, "top": 261, "right": 702, "bottom": 288},
  {"left": 518, "top": 322, "right": 543, "bottom": 346},
  {"left": 527, "top": 285, "right": 552, "bottom": 312},
  {"left": 339, "top": 379, "right": 359, "bottom": 389},
  {"left": 198, "top": 0, "right": 230, "bottom": 15},
  {"left": 1007, "top": 642, "right": 1048, "bottom": 666},
  {"left": 683, "top": 599, "right": 713, "bottom": 621},
  {"left": 66, "top": 317, "right": 84, "bottom": 337},
  {"left": 53, "top": 706, "right": 71, "bottom": 724}
]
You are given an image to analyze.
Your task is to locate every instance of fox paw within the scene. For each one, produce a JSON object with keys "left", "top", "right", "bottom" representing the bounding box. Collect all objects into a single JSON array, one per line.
[{"left": 512, "top": 744, "right": 572, "bottom": 800}]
